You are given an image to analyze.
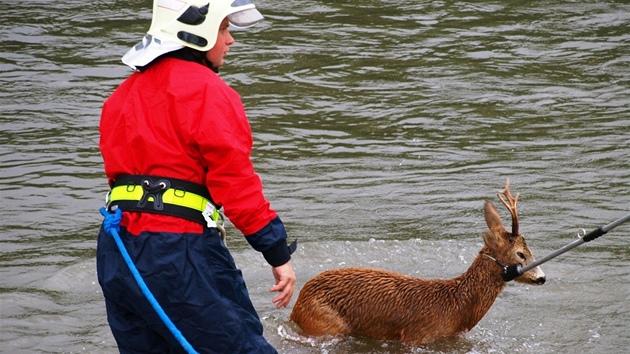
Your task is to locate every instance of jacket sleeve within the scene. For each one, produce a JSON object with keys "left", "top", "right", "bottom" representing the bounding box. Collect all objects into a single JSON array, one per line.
[
  {"left": 192, "top": 76, "right": 290, "bottom": 265},
  {"left": 244, "top": 216, "right": 291, "bottom": 267}
]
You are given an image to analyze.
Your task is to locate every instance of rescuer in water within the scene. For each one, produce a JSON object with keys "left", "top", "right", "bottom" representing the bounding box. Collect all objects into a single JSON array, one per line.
[{"left": 97, "top": 1, "right": 296, "bottom": 352}]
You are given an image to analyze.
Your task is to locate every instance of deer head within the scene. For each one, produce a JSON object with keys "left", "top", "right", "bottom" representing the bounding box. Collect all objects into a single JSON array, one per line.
[{"left": 483, "top": 178, "right": 546, "bottom": 285}]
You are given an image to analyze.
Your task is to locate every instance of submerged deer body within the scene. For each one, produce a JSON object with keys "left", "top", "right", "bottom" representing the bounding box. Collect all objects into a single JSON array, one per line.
[{"left": 289, "top": 179, "right": 545, "bottom": 345}]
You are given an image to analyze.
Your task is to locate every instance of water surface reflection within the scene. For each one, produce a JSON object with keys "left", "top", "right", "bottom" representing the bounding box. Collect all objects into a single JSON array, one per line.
[{"left": 1, "top": 0, "right": 629, "bottom": 353}]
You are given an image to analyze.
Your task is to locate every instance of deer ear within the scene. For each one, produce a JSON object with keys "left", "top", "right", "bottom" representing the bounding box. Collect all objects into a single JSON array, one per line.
[
  {"left": 483, "top": 201, "right": 507, "bottom": 249},
  {"left": 483, "top": 230, "right": 505, "bottom": 250}
]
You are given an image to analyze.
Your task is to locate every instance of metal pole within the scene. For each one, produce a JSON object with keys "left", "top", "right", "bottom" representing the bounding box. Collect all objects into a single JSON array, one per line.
[
  {"left": 601, "top": 212, "right": 630, "bottom": 233},
  {"left": 502, "top": 212, "right": 630, "bottom": 281}
]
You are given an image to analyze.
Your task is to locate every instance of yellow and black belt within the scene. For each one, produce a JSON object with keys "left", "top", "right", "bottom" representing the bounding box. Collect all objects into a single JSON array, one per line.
[{"left": 106, "top": 175, "right": 221, "bottom": 227}]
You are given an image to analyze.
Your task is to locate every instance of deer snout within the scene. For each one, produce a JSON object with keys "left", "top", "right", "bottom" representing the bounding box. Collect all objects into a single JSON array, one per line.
[
  {"left": 529, "top": 266, "right": 546, "bottom": 285},
  {"left": 517, "top": 266, "right": 545, "bottom": 285}
]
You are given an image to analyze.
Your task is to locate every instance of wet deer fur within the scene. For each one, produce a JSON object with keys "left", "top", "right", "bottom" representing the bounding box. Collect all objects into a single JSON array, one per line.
[{"left": 289, "top": 179, "right": 546, "bottom": 345}]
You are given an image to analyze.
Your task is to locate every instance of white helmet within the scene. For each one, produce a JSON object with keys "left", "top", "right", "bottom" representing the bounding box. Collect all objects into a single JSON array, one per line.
[
  {"left": 149, "top": 0, "right": 263, "bottom": 50},
  {"left": 122, "top": 0, "right": 263, "bottom": 70}
]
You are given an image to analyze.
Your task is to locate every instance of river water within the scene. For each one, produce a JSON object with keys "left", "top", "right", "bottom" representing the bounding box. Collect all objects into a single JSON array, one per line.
[{"left": 1, "top": 0, "right": 629, "bottom": 353}]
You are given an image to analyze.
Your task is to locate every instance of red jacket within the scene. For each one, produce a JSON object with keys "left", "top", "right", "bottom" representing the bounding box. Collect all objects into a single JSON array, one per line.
[{"left": 100, "top": 58, "right": 277, "bottom": 237}]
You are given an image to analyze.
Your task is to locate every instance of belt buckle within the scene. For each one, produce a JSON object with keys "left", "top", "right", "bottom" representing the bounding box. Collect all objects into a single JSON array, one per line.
[{"left": 138, "top": 178, "right": 171, "bottom": 210}]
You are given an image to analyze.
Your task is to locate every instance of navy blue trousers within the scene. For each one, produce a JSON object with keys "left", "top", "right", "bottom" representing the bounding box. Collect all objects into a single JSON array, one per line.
[{"left": 97, "top": 225, "right": 278, "bottom": 354}]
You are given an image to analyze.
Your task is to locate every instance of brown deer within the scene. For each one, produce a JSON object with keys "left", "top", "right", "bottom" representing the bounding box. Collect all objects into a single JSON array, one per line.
[{"left": 289, "top": 179, "right": 545, "bottom": 345}]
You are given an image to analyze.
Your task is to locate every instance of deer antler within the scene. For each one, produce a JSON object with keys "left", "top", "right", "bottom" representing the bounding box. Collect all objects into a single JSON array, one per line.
[{"left": 497, "top": 178, "right": 519, "bottom": 237}]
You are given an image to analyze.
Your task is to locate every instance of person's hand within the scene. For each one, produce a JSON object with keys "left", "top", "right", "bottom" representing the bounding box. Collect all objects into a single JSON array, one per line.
[{"left": 270, "top": 261, "right": 296, "bottom": 308}]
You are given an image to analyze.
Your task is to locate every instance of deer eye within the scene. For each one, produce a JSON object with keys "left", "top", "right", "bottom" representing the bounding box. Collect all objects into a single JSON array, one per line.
[{"left": 517, "top": 252, "right": 526, "bottom": 260}]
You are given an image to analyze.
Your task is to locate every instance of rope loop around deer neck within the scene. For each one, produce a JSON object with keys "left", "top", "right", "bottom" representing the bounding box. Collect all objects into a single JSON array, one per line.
[{"left": 481, "top": 253, "right": 508, "bottom": 270}]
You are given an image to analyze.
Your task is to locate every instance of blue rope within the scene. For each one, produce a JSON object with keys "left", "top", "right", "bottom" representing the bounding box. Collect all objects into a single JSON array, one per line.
[{"left": 99, "top": 207, "right": 199, "bottom": 354}]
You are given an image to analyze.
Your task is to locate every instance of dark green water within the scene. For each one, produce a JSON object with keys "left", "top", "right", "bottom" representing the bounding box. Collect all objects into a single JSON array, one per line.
[{"left": 1, "top": 0, "right": 629, "bottom": 353}]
